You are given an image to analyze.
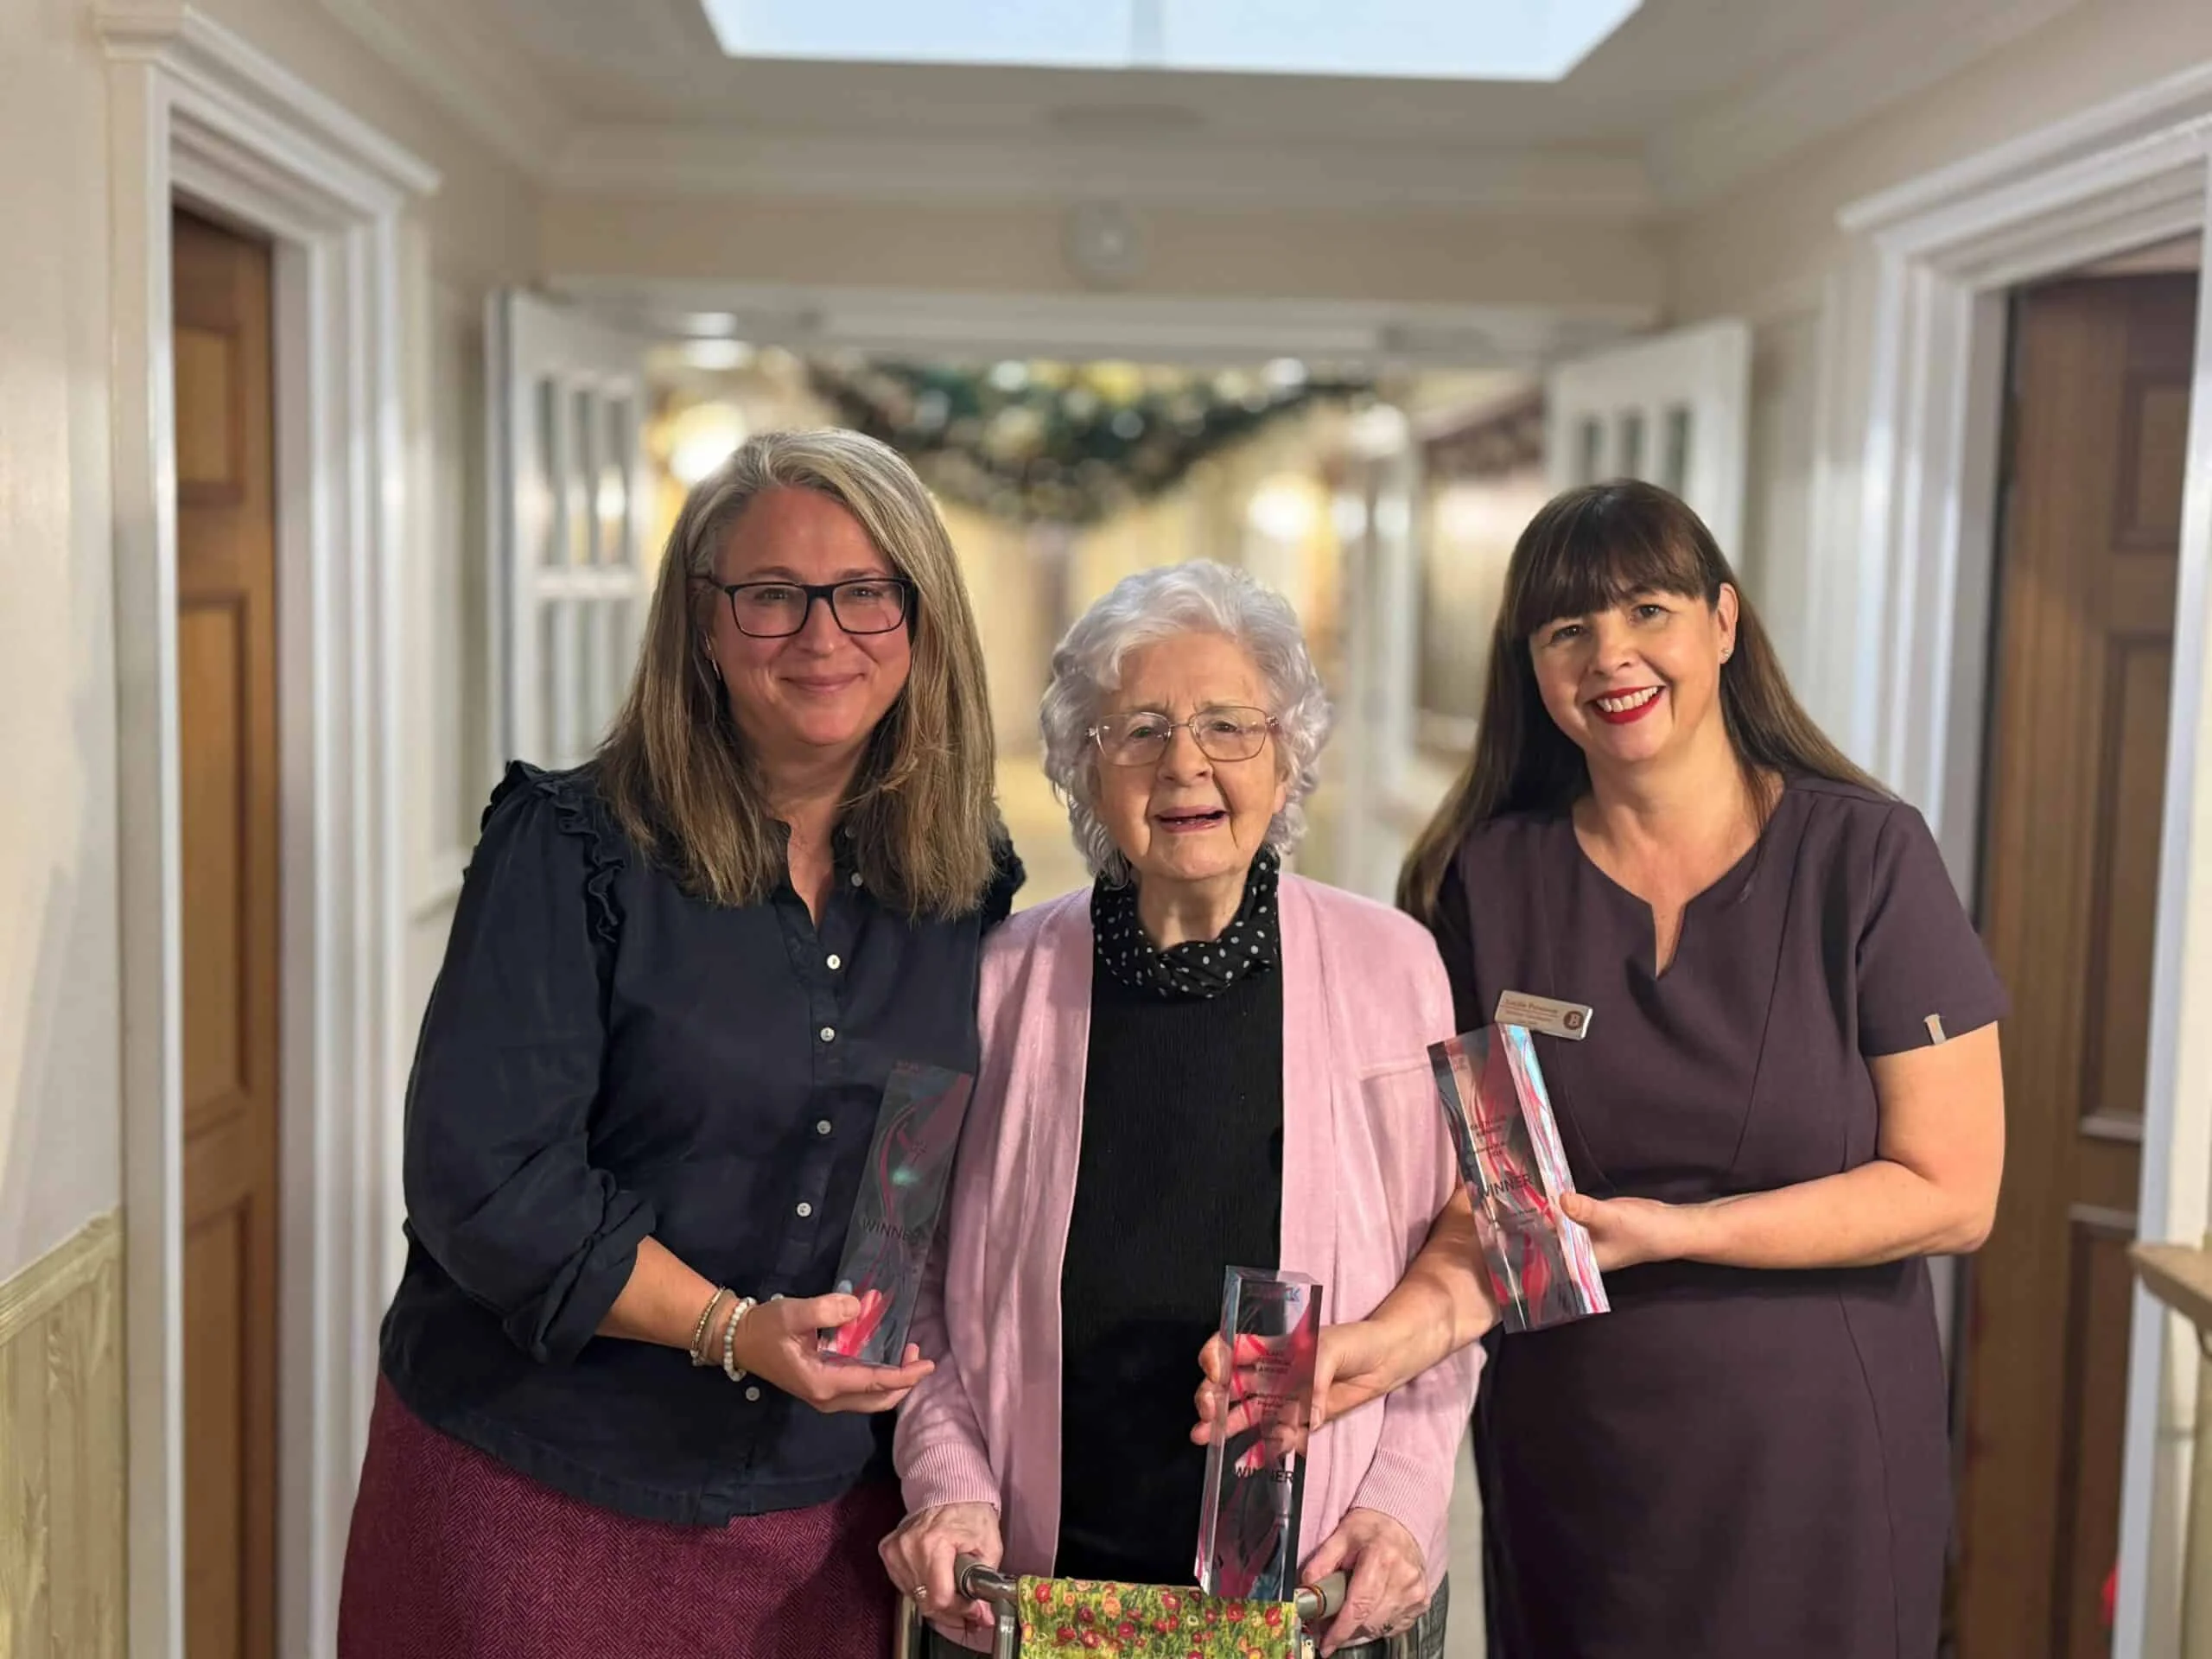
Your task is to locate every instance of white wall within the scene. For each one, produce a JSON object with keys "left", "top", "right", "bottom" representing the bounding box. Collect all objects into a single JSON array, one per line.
[
  {"left": 1667, "top": 0, "right": 2212, "bottom": 720},
  {"left": 0, "top": 0, "right": 125, "bottom": 1281},
  {"left": 1671, "top": 0, "right": 2212, "bottom": 321},
  {"left": 0, "top": 0, "right": 537, "bottom": 1287}
]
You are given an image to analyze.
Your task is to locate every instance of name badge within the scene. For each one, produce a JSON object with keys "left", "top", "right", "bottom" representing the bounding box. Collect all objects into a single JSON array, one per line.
[{"left": 1494, "top": 990, "right": 1593, "bottom": 1040}]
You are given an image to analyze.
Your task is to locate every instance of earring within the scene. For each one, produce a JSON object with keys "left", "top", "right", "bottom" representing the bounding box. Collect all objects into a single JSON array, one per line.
[{"left": 1720, "top": 645, "right": 1733, "bottom": 663}]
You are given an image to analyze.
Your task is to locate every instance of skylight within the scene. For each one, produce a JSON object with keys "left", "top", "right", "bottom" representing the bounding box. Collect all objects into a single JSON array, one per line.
[{"left": 697, "top": 1, "right": 1643, "bottom": 82}]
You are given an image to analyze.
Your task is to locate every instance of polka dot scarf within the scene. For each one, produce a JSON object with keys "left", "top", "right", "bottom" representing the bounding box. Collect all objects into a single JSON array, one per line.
[{"left": 1091, "top": 848, "right": 1281, "bottom": 1001}]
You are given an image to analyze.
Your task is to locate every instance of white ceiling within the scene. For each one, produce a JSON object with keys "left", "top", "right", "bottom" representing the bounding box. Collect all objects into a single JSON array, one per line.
[{"left": 321, "top": 0, "right": 2081, "bottom": 212}]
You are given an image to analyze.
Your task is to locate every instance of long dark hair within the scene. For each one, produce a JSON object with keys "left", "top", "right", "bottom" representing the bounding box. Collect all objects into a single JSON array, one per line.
[{"left": 1398, "top": 480, "right": 1881, "bottom": 922}]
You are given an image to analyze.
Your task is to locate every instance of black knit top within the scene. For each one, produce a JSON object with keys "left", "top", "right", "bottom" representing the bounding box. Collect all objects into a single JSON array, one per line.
[{"left": 1054, "top": 855, "right": 1287, "bottom": 1584}]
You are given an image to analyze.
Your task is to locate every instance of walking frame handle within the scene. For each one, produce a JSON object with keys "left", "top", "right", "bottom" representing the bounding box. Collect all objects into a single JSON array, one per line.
[{"left": 892, "top": 1556, "right": 1351, "bottom": 1659}]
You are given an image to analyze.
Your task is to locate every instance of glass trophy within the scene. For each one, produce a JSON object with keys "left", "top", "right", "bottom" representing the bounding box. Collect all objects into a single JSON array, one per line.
[
  {"left": 817, "top": 1061, "right": 973, "bottom": 1366},
  {"left": 1195, "top": 1267, "right": 1321, "bottom": 1601},
  {"left": 1428, "top": 1026, "right": 1608, "bottom": 1333}
]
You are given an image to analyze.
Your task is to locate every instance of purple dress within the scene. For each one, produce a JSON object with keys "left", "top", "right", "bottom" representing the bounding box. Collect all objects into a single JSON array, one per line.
[{"left": 1433, "top": 779, "right": 2006, "bottom": 1659}]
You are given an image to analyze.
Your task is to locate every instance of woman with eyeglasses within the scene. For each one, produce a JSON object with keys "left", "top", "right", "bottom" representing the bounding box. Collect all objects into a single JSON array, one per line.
[
  {"left": 880, "top": 561, "right": 1478, "bottom": 1658},
  {"left": 339, "top": 429, "right": 1022, "bottom": 1658}
]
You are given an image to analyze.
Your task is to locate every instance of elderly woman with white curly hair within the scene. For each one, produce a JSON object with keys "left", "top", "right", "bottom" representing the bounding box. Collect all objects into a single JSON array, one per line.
[{"left": 880, "top": 560, "right": 1479, "bottom": 1657}]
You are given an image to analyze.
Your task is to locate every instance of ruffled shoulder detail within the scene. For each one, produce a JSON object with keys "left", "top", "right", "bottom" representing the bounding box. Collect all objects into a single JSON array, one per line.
[
  {"left": 482, "top": 761, "right": 626, "bottom": 948},
  {"left": 980, "top": 832, "right": 1027, "bottom": 931}
]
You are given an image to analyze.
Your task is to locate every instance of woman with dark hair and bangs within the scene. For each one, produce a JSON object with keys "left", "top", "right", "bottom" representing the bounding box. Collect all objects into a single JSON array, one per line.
[{"left": 1198, "top": 480, "right": 2006, "bottom": 1657}]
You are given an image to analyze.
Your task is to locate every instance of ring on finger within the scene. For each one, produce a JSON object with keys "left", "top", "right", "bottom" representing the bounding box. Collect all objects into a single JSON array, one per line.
[{"left": 913, "top": 1585, "right": 929, "bottom": 1604}]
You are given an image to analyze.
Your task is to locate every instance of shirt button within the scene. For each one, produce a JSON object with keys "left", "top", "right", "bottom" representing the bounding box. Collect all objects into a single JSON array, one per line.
[
  {"left": 744, "top": 1384, "right": 762, "bottom": 1402},
  {"left": 796, "top": 1201, "right": 813, "bottom": 1217},
  {"left": 816, "top": 1120, "right": 833, "bottom": 1135},
  {"left": 820, "top": 1026, "right": 836, "bottom": 1043},
  {"left": 849, "top": 871, "right": 863, "bottom": 887},
  {"left": 826, "top": 953, "right": 842, "bottom": 970}
]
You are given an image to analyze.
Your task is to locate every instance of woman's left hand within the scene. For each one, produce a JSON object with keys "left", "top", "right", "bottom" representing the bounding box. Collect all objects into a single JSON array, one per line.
[
  {"left": 1300, "top": 1508, "right": 1427, "bottom": 1656},
  {"left": 1560, "top": 1191, "right": 1700, "bottom": 1271}
]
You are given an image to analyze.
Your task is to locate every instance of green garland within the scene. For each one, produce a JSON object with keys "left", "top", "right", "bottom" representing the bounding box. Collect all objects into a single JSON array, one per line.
[{"left": 805, "top": 357, "right": 1370, "bottom": 524}]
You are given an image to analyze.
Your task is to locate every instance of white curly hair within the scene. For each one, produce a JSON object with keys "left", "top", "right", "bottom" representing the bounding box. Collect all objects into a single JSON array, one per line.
[{"left": 1039, "top": 560, "right": 1333, "bottom": 884}]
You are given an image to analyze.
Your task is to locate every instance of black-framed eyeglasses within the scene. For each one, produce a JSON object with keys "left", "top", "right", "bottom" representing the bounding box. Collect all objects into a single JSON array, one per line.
[
  {"left": 1088, "top": 705, "right": 1277, "bottom": 767},
  {"left": 706, "top": 576, "right": 913, "bottom": 639}
]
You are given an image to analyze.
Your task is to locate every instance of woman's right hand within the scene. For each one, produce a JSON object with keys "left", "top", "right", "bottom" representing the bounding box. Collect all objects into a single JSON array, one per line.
[
  {"left": 726, "top": 1293, "right": 933, "bottom": 1414},
  {"left": 879, "top": 1501, "right": 1002, "bottom": 1645},
  {"left": 1189, "top": 1319, "right": 1418, "bottom": 1446}
]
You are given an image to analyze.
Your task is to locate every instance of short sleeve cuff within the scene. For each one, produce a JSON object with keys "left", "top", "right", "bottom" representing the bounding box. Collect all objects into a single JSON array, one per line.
[{"left": 1859, "top": 997, "right": 2008, "bottom": 1058}]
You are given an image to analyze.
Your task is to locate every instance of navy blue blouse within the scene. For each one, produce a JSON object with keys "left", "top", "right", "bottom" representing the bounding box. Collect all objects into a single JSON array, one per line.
[{"left": 378, "top": 762, "right": 1021, "bottom": 1525}]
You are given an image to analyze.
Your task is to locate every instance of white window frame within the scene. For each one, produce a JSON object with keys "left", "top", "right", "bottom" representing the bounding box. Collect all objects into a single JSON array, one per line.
[
  {"left": 1545, "top": 316, "right": 1753, "bottom": 555},
  {"left": 487, "top": 291, "right": 651, "bottom": 772}
]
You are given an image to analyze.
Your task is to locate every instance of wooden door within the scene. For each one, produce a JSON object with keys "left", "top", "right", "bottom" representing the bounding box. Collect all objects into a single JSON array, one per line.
[
  {"left": 174, "top": 206, "right": 281, "bottom": 1659},
  {"left": 1954, "top": 271, "right": 2200, "bottom": 1658}
]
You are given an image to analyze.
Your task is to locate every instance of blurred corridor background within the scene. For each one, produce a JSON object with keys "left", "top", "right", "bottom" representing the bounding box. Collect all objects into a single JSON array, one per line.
[{"left": 5, "top": 1, "right": 2212, "bottom": 1653}]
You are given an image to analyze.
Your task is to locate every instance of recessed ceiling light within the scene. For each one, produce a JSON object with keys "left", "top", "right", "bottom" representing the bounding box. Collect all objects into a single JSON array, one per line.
[
  {"left": 683, "top": 339, "right": 755, "bottom": 372},
  {"left": 696, "top": 1, "right": 1642, "bottom": 82}
]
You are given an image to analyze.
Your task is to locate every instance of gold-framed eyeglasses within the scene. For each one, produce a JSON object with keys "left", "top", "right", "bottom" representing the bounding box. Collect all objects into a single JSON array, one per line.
[
  {"left": 708, "top": 577, "right": 912, "bottom": 639},
  {"left": 1088, "top": 705, "right": 1277, "bottom": 767}
]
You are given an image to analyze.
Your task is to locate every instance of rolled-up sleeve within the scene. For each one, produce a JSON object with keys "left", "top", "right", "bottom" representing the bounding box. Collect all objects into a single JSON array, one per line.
[{"left": 402, "top": 772, "right": 654, "bottom": 1363}]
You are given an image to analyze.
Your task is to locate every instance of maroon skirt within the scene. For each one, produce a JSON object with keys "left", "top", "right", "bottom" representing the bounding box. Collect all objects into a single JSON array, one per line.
[{"left": 339, "top": 1378, "right": 904, "bottom": 1658}]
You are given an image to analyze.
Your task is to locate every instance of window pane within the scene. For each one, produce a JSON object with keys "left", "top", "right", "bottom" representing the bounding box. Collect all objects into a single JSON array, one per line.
[
  {"left": 702, "top": 1, "right": 1126, "bottom": 68},
  {"left": 537, "top": 601, "right": 563, "bottom": 763},
  {"left": 699, "top": 0, "right": 1644, "bottom": 81},
  {"left": 1617, "top": 410, "right": 1646, "bottom": 479},
  {"left": 599, "top": 599, "right": 634, "bottom": 735},
  {"left": 570, "top": 388, "right": 596, "bottom": 566},
  {"left": 535, "top": 378, "right": 561, "bottom": 567},
  {"left": 601, "top": 399, "right": 633, "bottom": 569},
  {"left": 1663, "top": 405, "right": 1693, "bottom": 496},
  {"left": 574, "top": 599, "right": 601, "bottom": 753},
  {"left": 1163, "top": 1, "right": 1641, "bottom": 80}
]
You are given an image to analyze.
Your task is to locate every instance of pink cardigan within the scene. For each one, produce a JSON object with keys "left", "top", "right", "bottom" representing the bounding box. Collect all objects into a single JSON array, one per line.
[{"left": 894, "top": 874, "right": 1480, "bottom": 1594}]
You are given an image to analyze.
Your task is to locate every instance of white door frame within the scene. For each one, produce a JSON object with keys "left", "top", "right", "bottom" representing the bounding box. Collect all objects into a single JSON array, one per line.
[
  {"left": 1814, "top": 61, "right": 2212, "bottom": 1655},
  {"left": 95, "top": 6, "right": 436, "bottom": 1655}
]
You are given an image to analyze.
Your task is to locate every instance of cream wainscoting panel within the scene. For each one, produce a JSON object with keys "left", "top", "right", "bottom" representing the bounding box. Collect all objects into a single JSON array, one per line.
[{"left": 0, "top": 1213, "right": 124, "bottom": 1657}]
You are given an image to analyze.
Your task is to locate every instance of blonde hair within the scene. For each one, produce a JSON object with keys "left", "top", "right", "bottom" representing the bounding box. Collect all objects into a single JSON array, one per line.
[{"left": 597, "top": 429, "right": 1001, "bottom": 918}]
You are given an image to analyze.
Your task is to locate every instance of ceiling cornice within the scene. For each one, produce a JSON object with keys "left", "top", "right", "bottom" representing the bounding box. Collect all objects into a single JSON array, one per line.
[
  {"left": 318, "top": 0, "right": 2086, "bottom": 225},
  {"left": 317, "top": 0, "right": 571, "bottom": 172},
  {"left": 549, "top": 123, "right": 1657, "bottom": 216},
  {"left": 1645, "top": 0, "right": 2082, "bottom": 208}
]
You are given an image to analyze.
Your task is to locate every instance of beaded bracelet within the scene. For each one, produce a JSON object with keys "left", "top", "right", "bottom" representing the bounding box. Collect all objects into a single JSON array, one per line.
[
  {"left": 689, "top": 1287, "right": 732, "bottom": 1368},
  {"left": 721, "top": 1296, "right": 759, "bottom": 1383}
]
